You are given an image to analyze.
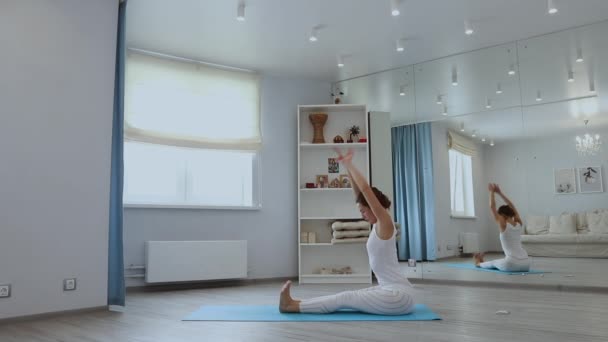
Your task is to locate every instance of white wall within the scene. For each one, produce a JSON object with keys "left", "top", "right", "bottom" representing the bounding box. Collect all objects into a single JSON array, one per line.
[
  {"left": 0, "top": 0, "right": 118, "bottom": 319},
  {"left": 123, "top": 76, "right": 330, "bottom": 286},
  {"left": 486, "top": 132, "right": 608, "bottom": 222},
  {"left": 431, "top": 122, "right": 495, "bottom": 258}
]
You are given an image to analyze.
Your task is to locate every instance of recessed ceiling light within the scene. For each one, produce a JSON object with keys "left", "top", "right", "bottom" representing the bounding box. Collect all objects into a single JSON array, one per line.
[
  {"left": 508, "top": 64, "right": 516, "bottom": 76},
  {"left": 490, "top": 140, "right": 495, "bottom": 146},
  {"left": 337, "top": 55, "right": 344, "bottom": 68},
  {"left": 471, "top": 130, "right": 477, "bottom": 138},
  {"left": 399, "top": 85, "right": 406, "bottom": 96},
  {"left": 452, "top": 67, "right": 458, "bottom": 86},
  {"left": 443, "top": 105, "right": 448, "bottom": 115},
  {"left": 576, "top": 48, "right": 584, "bottom": 63},
  {"left": 481, "top": 137, "right": 486, "bottom": 142},
  {"left": 236, "top": 2, "right": 245, "bottom": 21},
  {"left": 547, "top": 0, "right": 558, "bottom": 15},
  {"left": 390, "top": 0, "right": 400, "bottom": 16},
  {"left": 309, "top": 28, "right": 319, "bottom": 42},
  {"left": 460, "top": 123, "right": 465, "bottom": 132},
  {"left": 536, "top": 90, "right": 542, "bottom": 101},
  {"left": 496, "top": 83, "right": 503, "bottom": 94},
  {"left": 396, "top": 39, "right": 405, "bottom": 52},
  {"left": 486, "top": 98, "right": 492, "bottom": 109},
  {"left": 568, "top": 70, "right": 574, "bottom": 82},
  {"left": 464, "top": 20, "right": 474, "bottom": 35},
  {"left": 436, "top": 95, "right": 443, "bottom": 105}
]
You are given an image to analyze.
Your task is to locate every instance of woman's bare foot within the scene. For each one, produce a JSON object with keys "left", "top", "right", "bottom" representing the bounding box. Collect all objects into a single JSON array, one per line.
[
  {"left": 473, "top": 252, "right": 485, "bottom": 267},
  {"left": 279, "top": 280, "right": 300, "bottom": 313}
]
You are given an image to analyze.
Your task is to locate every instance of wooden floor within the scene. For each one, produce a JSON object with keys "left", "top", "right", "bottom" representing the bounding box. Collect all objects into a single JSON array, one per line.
[
  {"left": 2, "top": 281, "right": 608, "bottom": 342},
  {"left": 418, "top": 254, "right": 608, "bottom": 289}
]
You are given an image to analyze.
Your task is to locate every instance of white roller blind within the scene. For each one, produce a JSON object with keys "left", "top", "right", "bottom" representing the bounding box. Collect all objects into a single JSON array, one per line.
[
  {"left": 447, "top": 131, "right": 477, "bottom": 156},
  {"left": 125, "top": 52, "right": 261, "bottom": 150}
]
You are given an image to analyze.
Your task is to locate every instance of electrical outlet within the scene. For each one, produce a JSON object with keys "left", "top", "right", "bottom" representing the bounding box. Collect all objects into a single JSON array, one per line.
[
  {"left": 0, "top": 284, "right": 11, "bottom": 298},
  {"left": 63, "top": 278, "right": 77, "bottom": 291}
]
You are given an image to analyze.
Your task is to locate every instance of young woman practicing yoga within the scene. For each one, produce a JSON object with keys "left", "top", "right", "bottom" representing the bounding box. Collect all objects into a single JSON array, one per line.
[
  {"left": 279, "top": 149, "right": 415, "bottom": 315},
  {"left": 474, "top": 183, "right": 530, "bottom": 272}
]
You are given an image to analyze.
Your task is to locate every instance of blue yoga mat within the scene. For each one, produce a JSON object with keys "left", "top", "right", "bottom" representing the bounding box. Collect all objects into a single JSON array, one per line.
[
  {"left": 183, "top": 304, "right": 441, "bottom": 322},
  {"left": 443, "top": 263, "right": 547, "bottom": 275}
]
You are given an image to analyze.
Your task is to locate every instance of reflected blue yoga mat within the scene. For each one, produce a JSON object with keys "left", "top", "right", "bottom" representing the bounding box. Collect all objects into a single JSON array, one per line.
[
  {"left": 184, "top": 304, "right": 441, "bottom": 322},
  {"left": 444, "top": 263, "right": 547, "bottom": 275}
]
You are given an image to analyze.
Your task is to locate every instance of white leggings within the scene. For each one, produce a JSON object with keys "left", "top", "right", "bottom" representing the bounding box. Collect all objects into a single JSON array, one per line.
[
  {"left": 299, "top": 284, "right": 414, "bottom": 315},
  {"left": 480, "top": 257, "right": 530, "bottom": 272}
]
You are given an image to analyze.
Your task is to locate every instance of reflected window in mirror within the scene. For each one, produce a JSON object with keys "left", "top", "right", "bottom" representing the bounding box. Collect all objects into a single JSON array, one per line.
[{"left": 449, "top": 149, "right": 475, "bottom": 218}]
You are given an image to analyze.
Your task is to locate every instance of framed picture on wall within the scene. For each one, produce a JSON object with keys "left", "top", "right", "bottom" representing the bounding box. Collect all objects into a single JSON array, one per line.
[
  {"left": 578, "top": 166, "right": 603, "bottom": 193},
  {"left": 554, "top": 168, "right": 576, "bottom": 194}
]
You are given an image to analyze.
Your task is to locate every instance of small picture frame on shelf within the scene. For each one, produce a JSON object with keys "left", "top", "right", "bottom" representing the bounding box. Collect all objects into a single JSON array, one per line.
[
  {"left": 329, "top": 177, "right": 341, "bottom": 188},
  {"left": 328, "top": 158, "right": 339, "bottom": 173},
  {"left": 339, "top": 174, "right": 352, "bottom": 188},
  {"left": 316, "top": 175, "right": 329, "bottom": 188}
]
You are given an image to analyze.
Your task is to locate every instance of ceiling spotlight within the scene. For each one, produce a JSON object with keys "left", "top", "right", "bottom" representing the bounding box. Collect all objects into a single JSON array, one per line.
[
  {"left": 309, "top": 27, "right": 319, "bottom": 42},
  {"left": 576, "top": 48, "right": 584, "bottom": 63},
  {"left": 481, "top": 137, "right": 486, "bottom": 142},
  {"left": 568, "top": 70, "right": 574, "bottom": 82},
  {"left": 337, "top": 55, "right": 344, "bottom": 68},
  {"left": 547, "top": 0, "right": 558, "bottom": 15},
  {"left": 443, "top": 105, "right": 448, "bottom": 116},
  {"left": 390, "top": 0, "right": 400, "bottom": 16},
  {"left": 496, "top": 83, "right": 503, "bottom": 94},
  {"left": 460, "top": 123, "right": 465, "bottom": 132},
  {"left": 236, "top": 2, "right": 245, "bottom": 21},
  {"left": 452, "top": 67, "right": 458, "bottom": 86},
  {"left": 490, "top": 140, "right": 495, "bottom": 147},
  {"left": 486, "top": 98, "right": 492, "bottom": 109},
  {"left": 396, "top": 39, "right": 405, "bottom": 52},
  {"left": 508, "top": 64, "right": 516, "bottom": 76},
  {"left": 436, "top": 94, "right": 443, "bottom": 105},
  {"left": 464, "top": 20, "right": 474, "bottom": 35},
  {"left": 536, "top": 90, "right": 543, "bottom": 101},
  {"left": 399, "top": 85, "right": 406, "bottom": 96},
  {"left": 471, "top": 130, "right": 477, "bottom": 138}
]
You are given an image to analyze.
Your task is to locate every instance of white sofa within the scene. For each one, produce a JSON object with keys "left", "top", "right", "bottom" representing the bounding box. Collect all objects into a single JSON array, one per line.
[{"left": 521, "top": 209, "right": 608, "bottom": 258}]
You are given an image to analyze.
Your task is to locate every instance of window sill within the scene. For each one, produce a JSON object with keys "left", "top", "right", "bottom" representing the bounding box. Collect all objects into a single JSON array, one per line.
[
  {"left": 450, "top": 215, "right": 477, "bottom": 220},
  {"left": 124, "top": 203, "right": 262, "bottom": 210}
]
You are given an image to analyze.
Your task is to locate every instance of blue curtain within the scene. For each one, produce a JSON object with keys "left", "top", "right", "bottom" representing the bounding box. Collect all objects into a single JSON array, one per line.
[
  {"left": 392, "top": 122, "right": 436, "bottom": 261},
  {"left": 108, "top": 0, "right": 127, "bottom": 307}
]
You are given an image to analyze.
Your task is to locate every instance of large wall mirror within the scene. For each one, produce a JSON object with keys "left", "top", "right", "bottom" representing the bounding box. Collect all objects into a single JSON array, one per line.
[{"left": 334, "top": 20, "right": 608, "bottom": 289}]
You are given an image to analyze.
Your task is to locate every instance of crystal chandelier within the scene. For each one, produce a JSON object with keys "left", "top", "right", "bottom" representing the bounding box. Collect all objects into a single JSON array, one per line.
[{"left": 575, "top": 120, "right": 602, "bottom": 156}]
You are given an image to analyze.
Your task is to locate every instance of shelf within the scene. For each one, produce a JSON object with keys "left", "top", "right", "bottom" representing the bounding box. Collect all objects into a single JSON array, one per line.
[
  {"left": 300, "top": 142, "right": 367, "bottom": 148},
  {"left": 300, "top": 188, "right": 352, "bottom": 192},
  {"left": 300, "top": 243, "right": 333, "bottom": 246}
]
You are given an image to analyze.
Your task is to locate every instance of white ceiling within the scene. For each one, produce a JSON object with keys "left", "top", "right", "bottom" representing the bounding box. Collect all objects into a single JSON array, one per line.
[{"left": 126, "top": 0, "right": 608, "bottom": 82}]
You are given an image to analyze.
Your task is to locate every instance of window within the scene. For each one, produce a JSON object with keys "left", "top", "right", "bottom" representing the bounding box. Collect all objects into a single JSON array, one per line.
[
  {"left": 449, "top": 149, "right": 475, "bottom": 217},
  {"left": 123, "top": 52, "right": 261, "bottom": 208}
]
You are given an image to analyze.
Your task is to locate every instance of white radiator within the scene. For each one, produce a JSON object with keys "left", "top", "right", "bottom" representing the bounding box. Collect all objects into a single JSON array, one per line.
[
  {"left": 145, "top": 240, "right": 247, "bottom": 283},
  {"left": 459, "top": 233, "right": 480, "bottom": 253}
]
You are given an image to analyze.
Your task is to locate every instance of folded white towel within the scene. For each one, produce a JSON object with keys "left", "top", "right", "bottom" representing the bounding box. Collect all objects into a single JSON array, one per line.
[
  {"left": 331, "top": 237, "right": 369, "bottom": 244},
  {"left": 331, "top": 221, "right": 371, "bottom": 231},
  {"left": 333, "top": 229, "right": 370, "bottom": 239}
]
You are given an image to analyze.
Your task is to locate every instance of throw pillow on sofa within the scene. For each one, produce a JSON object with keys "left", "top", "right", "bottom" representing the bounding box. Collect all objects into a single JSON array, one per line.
[
  {"left": 525, "top": 215, "right": 549, "bottom": 235},
  {"left": 549, "top": 213, "right": 577, "bottom": 234},
  {"left": 587, "top": 211, "right": 608, "bottom": 234}
]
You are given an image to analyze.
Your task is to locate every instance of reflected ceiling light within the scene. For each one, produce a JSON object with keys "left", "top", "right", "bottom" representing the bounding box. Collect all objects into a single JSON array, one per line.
[
  {"left": 536, "top": 90, "right": 543, "bottom": 101},
  {"left": 490, "top": 140, "right": 495, "bottom": 146},
  {"left": 436, "top": 94, "right": 443, "bottom": 105},
  {"left": 452, "top": 67, "right": 458, "bottom": 86},
  {"left": 568, "top": 70, "right": 575, "bottom": 82},
  {"left": 486, "top": 98, "right": 492, "bottom": 109},
  {"left": 390, "top": 0, "right": 400, "bottom": 16},
  {"left": 236, "top": 2, "right": 245, "bottom": 21},
  {"left": 576, "top": 48, "right": 584, "bottom": 63},
  {"left": 496, "top": 83, "right": 503, "bottom": 94},
  {"left": 460, "top": 123, "right": 465, "bottom": 132},
  {"left": 399, "top": 85, "right": 406, "bottom": 96},
  {"left": 396, "top": 39, "right": 405, "bottom": 52},
  {"left": 443, "top": 105, "right": 448, "bottom": 116},
  {"left": 464, "top": 20, "right": 474, "bottom": 35},
  {"left": 508, "top": 64, "right": 516, "bottom": 76},
  {"left": 576, "top": 120, "right": 601, "bottom": 156},
  {"left": 548, "top": 0, "right": 558, "bottom": 15},
  {"left": 337, "top": 55, "right": 345, "bottom": 68},
  {"left": 309, "top": 27, "right": 319, "bottom": 42}
]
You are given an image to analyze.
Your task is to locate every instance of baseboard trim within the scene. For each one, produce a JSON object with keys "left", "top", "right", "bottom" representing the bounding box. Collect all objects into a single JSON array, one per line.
[
  {"left": 126, "top": 276, "right": 299, "bottom": 292},
  {"left": 410, "top": 278, "right": 608, "bottom": 294},
  {"left": 0, "top": 306, "right": 108, "bottom": 325}
]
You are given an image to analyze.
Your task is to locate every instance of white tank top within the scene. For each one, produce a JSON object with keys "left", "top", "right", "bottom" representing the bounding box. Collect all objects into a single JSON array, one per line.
[
  {"left": 366, "top": 224, "right": 412, "bottom": 286},
  {"left": 500, "top": 225, "right": 528, "bottom": 260}
]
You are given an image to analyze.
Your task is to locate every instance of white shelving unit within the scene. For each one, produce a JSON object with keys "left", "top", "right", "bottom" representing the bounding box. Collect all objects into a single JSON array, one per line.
[{"left": 297, "top": 104, "right": 372, "bottom": 284}]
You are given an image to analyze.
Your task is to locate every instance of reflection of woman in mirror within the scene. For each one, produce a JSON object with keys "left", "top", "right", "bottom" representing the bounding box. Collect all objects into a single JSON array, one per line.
[{"left": 473, "top": 183, "right": 530, "bottom": 272}]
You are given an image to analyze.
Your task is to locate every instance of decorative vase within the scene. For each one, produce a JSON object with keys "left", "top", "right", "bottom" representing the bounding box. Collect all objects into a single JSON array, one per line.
[{"left": 309, "top": 113, "right": 328, "bottom": 143}]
